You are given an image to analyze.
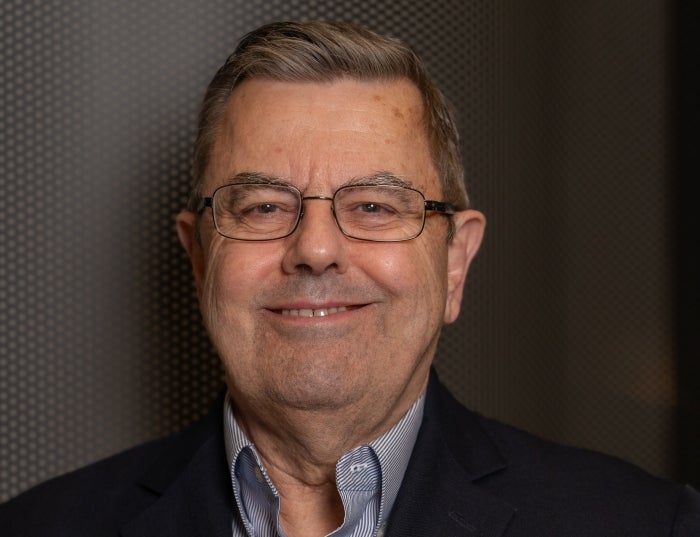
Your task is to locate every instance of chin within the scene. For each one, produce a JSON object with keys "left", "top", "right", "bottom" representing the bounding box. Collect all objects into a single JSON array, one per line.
[{"left": 266, "top": 374, "right": 365, "bottom": 411}]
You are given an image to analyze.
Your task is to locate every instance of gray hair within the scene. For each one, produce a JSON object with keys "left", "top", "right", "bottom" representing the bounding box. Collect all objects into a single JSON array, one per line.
[{"left": 188, "top": 20, "right": 469, "bottom": 214}]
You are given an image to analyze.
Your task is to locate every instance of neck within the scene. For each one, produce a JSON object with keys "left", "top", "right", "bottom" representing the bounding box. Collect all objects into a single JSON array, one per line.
[
  {"left": 233, "top": 406, "right": 367, "bottom": 537},
  {"left": 265, "top": 458, "right": 345, "bottom": 536}
]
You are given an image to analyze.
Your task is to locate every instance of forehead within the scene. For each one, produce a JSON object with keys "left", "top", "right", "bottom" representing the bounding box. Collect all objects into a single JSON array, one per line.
[{"left": 206, "top": 78, "right": 438, "bottom": 194}]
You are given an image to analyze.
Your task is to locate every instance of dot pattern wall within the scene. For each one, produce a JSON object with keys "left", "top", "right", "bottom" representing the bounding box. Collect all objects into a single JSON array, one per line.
[{"left": 0, "top": 0, "right": 675, "bottom": 501}]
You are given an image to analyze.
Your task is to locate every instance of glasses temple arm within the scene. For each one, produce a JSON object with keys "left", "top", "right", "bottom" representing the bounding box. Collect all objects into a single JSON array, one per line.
[{"left": 424, "top": 200, "right": 458, "bottom": 214}]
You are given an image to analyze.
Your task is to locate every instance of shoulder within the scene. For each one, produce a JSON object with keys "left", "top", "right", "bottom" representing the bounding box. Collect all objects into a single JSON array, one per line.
[
  {"left": 477, "top": 414, "right": 700, "bottom": 535},
  {"left": 424, "top": 373, "right": 700, "bottom": 535},
  {"left": 0, "top": 406, "right": 220, "bottom": 537},
  {"left": 476, "top": 411, "right": 680, "bottom": 498},
  {"left": 0, "top": 438, "right": 165, "bottom": 536}
]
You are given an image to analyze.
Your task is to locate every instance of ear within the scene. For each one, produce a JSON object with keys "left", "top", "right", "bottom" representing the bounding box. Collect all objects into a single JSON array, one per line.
[
  {"left": 176, "top": 210, "right": 206, "bottom": 302},
  {"left": 444, "top": 209, "right": 486, "bottom": 324}
]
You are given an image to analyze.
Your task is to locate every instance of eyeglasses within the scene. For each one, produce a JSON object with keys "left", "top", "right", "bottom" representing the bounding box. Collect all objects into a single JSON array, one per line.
[{"left": 197, "top": 182, "right": 458, "bottom": 242}]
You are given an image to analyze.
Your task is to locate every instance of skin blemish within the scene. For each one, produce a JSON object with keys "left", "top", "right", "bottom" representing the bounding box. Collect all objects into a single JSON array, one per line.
[{"left": 392, "top": 107, "right": 405, "bottom": 119}]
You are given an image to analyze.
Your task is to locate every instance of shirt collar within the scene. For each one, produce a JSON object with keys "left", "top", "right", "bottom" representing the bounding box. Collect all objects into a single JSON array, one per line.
[{"left": 223, "top": 392, "right": 425, "bottom": 536}]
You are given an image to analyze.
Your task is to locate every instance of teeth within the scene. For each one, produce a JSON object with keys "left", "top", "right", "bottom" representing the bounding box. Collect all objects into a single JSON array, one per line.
[{"left": 280, "top": 306, "right": 348, "bottom": 317}]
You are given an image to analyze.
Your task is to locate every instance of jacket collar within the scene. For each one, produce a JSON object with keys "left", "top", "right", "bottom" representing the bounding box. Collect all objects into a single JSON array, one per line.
[{"left": 386, "top": 369, "right": 516, "bottom": 536}]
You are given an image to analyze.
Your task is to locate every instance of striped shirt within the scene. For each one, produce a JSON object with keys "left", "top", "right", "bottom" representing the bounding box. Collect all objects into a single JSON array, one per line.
[{"left": 223, "top": 392, "right": 425, "bottom": 537}]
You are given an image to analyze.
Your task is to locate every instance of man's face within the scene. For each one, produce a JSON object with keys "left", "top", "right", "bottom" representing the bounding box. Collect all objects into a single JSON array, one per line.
[{"left": 177, "top": 78, "right": 484, "bottom": 433}]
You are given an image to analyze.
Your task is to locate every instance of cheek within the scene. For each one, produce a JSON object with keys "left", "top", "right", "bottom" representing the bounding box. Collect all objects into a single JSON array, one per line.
[
  {"left": 413, "top": 240, "right": 449, "bottom": 319},
  {"left": 200, "top": 243, "right": 277, "bottom": 324},
  {"left": 365, "top": 240, "right": 448, "bottom": 312}
]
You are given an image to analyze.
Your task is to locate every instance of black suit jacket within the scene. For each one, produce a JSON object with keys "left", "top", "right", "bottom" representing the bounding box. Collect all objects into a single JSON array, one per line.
[{"left": 2, "top": 370, "right": 699, "bottom": 536}]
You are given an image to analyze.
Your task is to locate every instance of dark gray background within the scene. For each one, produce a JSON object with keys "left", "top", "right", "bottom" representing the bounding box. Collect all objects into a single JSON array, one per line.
[{"left": 1, "top": 0, "right": 682, "bottom": 501}]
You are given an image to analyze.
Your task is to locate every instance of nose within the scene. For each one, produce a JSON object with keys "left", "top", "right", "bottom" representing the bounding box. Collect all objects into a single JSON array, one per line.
[{"left": 281, "top": 198, "right": 350, "bottom": 276}]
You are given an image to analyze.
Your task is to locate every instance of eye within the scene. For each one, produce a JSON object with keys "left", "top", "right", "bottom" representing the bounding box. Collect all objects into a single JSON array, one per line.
[
  {"left": 357, "top": 202, "right": 392, "bottom": 214},
  {"left": 245, "top": 203, "right": 282, "bottom": 214}
]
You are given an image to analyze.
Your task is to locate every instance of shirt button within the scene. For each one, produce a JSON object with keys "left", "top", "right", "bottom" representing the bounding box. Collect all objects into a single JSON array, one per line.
[{"left": 377, "top": 525, "right": 386, "bottom": 537}]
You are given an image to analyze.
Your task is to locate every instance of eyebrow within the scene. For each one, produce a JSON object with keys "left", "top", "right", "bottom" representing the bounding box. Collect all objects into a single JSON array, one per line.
[
  {"left": 344, "top": 172, "right": 414, "bottom": 189},
  {"left": 225, "top": 171, "right": 415, "bottom": 190},
  {"left": 225, "top": 172, "right": 294, "bottom": 187}
]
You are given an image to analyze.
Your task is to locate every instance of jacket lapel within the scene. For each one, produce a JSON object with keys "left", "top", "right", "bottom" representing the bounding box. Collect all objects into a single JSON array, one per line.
[
  {"left": 120, "top": 403, "right": 235, "bottom": 537},
  {"left": 386, "top": 371, "right": 516, "bottom": 537}
]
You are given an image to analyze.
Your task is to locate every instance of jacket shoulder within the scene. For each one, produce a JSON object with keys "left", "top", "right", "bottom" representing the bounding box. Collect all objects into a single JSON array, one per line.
[
  {"left": 477, "top": 414, "right": 700, "bottom": 535},
  {"left": 424, "top": 373, "right": 700, "bottom": 535},
  {"left": 0, "top": 407, "right": 219, "bottom": 537}
]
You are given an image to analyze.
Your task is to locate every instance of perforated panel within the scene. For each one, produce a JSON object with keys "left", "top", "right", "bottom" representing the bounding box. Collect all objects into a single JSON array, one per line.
[
  {"left": 0, "top": 0, "right": 675, "bottom": 502},
  {"left": 437, "top": 0, "right": 675, "bottom": 476}
]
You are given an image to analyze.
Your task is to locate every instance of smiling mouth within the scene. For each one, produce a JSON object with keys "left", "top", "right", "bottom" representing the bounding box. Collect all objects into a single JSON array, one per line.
[{"left": 278, "top": 305, "right": 358, "bottom": 317}]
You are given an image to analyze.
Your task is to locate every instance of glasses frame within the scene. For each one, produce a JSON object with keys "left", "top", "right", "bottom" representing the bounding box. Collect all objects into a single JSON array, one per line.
[{"left": 197, "top": 182, "right": 458, "bottom": 242}]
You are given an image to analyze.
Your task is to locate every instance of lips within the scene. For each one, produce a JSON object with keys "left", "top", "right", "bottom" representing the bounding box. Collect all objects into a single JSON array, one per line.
[{"left": 279, "top": 306, "right": 351, "bottom": 317}]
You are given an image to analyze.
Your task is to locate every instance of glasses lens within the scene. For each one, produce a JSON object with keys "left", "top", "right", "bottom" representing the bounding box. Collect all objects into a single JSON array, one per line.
[
  {"left": 334, "top": 185, "right": 425, "bottom": 241},
  {"left": 213, "top": 184, "right": 301, "bottom": 240}
]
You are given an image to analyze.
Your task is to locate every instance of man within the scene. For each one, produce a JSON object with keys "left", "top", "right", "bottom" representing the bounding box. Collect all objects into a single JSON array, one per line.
[{"left": 1, "top": 19, "right": 698, "bottom": 537}]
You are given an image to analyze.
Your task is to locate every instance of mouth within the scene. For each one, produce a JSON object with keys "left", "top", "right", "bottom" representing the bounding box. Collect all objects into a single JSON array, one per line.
[{"left": 277, "top": 305, "right": 361, "bottom": 317}]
